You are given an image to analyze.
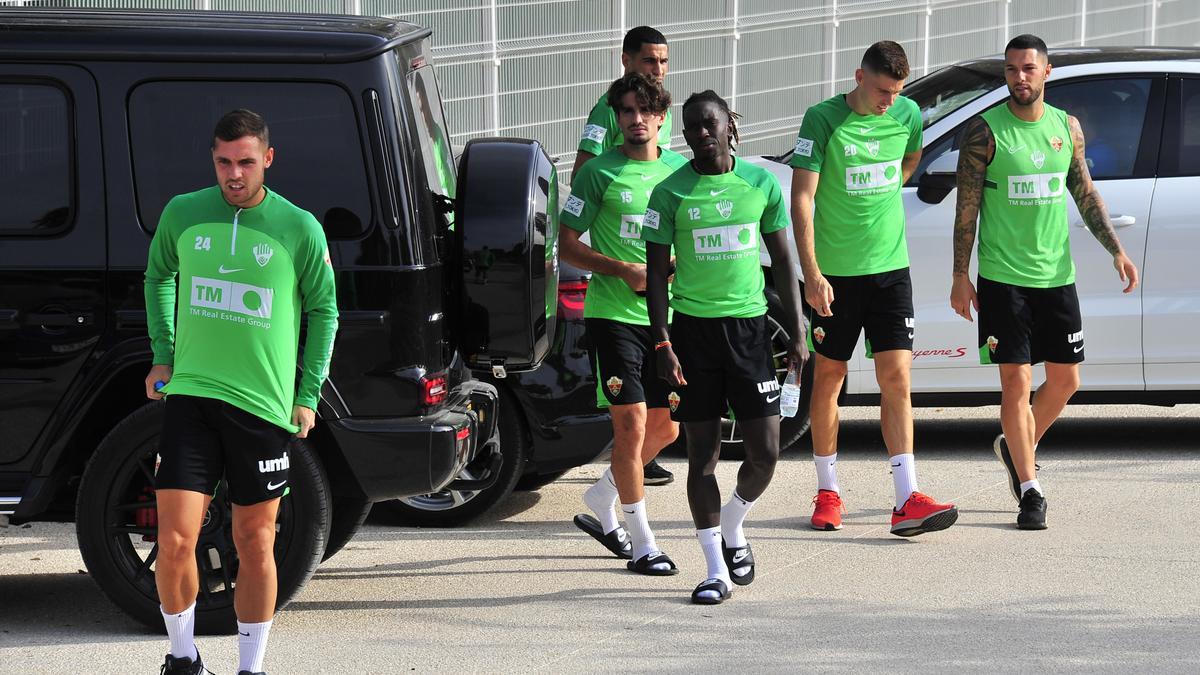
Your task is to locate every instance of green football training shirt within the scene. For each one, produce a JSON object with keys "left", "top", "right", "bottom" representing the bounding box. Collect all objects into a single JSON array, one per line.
[
  {"left": 145, "top": 186, "right": 339, "bottom": 432},
  {"left": 560, "top": 147, "right": 688, "bottom": 324},
  {"left": 641, "top": 159, "right": 788, "bottom": 319},
  {"left": 978, "top": 102, "right": 1075, "bottom": 288},
  {"left": 578, "top": 92, "right": 673, "bottom": 156},
  {"left": 789, "top": 94, "right": 922, "bottom": 276}
]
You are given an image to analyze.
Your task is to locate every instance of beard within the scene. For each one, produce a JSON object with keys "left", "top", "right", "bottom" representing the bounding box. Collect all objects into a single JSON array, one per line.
[{"left": 1010, "top": 84, "right": 1042, "bottom": 106}]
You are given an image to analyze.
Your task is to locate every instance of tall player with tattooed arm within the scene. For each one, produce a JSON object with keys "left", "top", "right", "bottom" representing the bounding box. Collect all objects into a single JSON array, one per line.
[{"left": 950, "top": 34, "right": 1139, "bottom": 530}]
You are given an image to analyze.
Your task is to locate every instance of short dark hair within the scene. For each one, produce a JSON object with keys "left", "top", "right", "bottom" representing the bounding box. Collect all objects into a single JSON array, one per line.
[
  {"left": 213, "top": 109, "right": 269, "bottom": 148},
  {"left": 682, "top": 90, "right": 741, "bottom": 151},
  {"left": 622, "top": 25, "right": 667, "bottom": 55},
  {"left": 1006, "top": 33, "right": 1049, "bottom": 58},
  {"left": 861, "top": 41, "right": 910, "bottom": 80},
  {"left": 607, "top": 73, "right": 672, "bottom": 116}
]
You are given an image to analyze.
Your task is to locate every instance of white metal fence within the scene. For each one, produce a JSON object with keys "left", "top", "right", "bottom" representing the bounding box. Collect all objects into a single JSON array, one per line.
[{"left": 7, "top": 0, "right": 1199, "bottom": 183}]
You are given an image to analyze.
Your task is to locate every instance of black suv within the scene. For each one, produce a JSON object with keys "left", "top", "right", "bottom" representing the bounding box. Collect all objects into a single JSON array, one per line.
[{"left": 0, "top": 10, "right": 559, "bottom": 632}]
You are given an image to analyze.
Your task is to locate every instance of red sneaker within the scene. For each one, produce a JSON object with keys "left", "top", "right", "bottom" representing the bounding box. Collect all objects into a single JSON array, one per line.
[
  {"left": 890, "top": 491, "right": 958, "bottom": 537},
  {"left": 810, "top": 490, "right": 845, "bottom": 531}
]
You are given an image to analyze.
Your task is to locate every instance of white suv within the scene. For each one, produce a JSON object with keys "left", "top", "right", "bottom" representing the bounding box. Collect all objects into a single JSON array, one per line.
[{"left": 748, "top": 47, "right": 1200, "bottom": 407}]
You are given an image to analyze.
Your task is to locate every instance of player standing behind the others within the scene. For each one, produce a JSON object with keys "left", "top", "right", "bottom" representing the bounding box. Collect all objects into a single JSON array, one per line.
[
  {"left": 572, "top": 25, "right": 672, "bottom": 179},
  {"left": 791, "top": 40, "right": 958, "bottom": 537},
  {"left": 950, "top": 34, "right": 1139, "bottom": 530},
  {"left": 560, "top": 73, "right": 688, "bottom": 575},
  {"left": 144, "top": 109, "right": 338, "bottom": 675},
  {"left": 644, "top": 91, "right": 807, "bottom": 605}
]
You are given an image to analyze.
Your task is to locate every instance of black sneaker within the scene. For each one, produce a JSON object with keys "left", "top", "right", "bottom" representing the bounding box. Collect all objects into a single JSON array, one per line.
[
  {"left": 643, "top": 459, "right": 674, "bottom": 486},
  {"left": 160, "top": 651, "right": 206, "bottom": 675},
  {"left": 993, "top": 434, "right": 1021, "bottom": 502},
  {"left": 238, "top": 671, "right": 266, "bottom": 675},
  {"left": 1017, "top": 488, "right": 1047, "bottom": 530}
]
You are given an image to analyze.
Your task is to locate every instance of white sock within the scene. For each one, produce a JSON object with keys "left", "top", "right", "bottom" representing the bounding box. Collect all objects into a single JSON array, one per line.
[
  {"left": 1020, "top": 479, "right": 1043, "bottom": 496},
  {"left": 237, "top": 619, "right": 272, "bottom": 673},
  {"left": 583, "top": 468, "right": 620, "bottom": 533},
  {"left": 889, "top": 453, "right": 919, "bottom": 510},
  {"left": 719, "top": 491, "right": 755, "bottom": 549},
  {"left": 620, "top": 499, "right": 660, "bottom": 562},
  {"left": 161, "top": 602, "right": 198, "bottom": 661},
  {"left": 696, "top": 526, "right": 730, "bottom": 586},
  {"left": 814, "top": 453, "right": 839, "bottom": 493}
]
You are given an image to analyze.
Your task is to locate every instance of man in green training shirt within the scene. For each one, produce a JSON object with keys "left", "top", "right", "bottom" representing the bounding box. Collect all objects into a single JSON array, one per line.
[
  {"left": 571, "top": 25, "right": 672, "bottom": 181},
  {"left": 791, "top": 41, "right": 957, "bottom": 538},
  {"left": 951, "top": 34, "right": 1138, "bottom": 530},
  {"left": 561, "top": 73, "right": 688, "bottom": 576},
  {"left": 645, "top": 90, "right": 806, "bottom": 605},
  {"left": 143, "top": 109, "right": 338, "bottom": 675}
]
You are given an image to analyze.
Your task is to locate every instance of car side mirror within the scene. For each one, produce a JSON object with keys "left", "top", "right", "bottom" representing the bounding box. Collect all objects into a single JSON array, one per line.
[{"left": 917, "top": 149, "right": 959, "bottom": 204}]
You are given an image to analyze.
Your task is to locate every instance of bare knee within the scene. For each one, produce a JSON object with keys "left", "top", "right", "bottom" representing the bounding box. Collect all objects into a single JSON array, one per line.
[
  {"left": 813, "top": 358, "right": 847, "bottom": 397},
  {"left": 876, "top": 365, "right": 910, "bottom": 398},
  {"left": 1045, "top": 367, "right": 1080, "bottom": 395},
  {"left": 232, "top": 521, "right": 276, "bottom": 566},
  {"left": 156, "top": 528, "right": 199, "bottom": 568}
]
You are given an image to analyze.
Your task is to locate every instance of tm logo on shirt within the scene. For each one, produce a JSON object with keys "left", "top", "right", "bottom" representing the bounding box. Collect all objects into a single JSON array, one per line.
[
  {"left": 619, "top": 214, "right": 645, "bottom": 242},
  {"left": 693, "top": 223, "right": 757, "bottom": 258},
  {"left": 845, "top": 160, "right": 901, "bottom": 194},
  {"left": 1008, "top": 173, "right": 1066, "bottom": 203},
  {"left": 191, "top": 276, "right": 274, "bottom": 328}
]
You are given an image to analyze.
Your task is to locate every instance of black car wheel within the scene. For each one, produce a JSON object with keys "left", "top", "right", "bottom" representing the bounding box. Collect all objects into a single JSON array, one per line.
[
  {"left": 322, "top": 495, "right": 373, "bottom": 562},
  {"left": 383, "top": 389, "right": 525, "bottom": 527},
  {"left": 75, "top": 402, "right": 330, "bottom": 634}
]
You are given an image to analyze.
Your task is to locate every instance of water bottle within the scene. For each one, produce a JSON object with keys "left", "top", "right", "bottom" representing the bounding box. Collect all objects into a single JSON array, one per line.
[{"left": 779, "top": 365, "right": 801, "bottom": 418}]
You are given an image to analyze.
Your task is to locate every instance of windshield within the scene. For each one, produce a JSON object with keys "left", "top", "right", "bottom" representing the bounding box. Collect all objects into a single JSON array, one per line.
[{"left": 903, "top": 64, "right": 1004, "bottom": 129}]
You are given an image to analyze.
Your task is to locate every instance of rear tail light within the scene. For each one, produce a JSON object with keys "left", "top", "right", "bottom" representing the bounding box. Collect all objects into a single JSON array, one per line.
[
  {"left": 558, "top": 278, "right": 588, "bottom": 320},
  {"left": 421, "top": 375, "right": 448, "bottom": 405}
]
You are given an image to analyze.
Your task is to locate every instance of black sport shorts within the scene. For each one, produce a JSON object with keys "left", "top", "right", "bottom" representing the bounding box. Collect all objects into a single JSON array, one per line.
[
  {"left": 977, "top": 276, "right": 1084, "bottom": 365},
  {"left": 807, "top": 268, "right": 914, "bottom": 361},
  {"left": 668, "top": 312, "right": 780, "bottom": 422},
  {"left": 156, "top": 394, "right": 293, "bottom": 506},
  {"left": 587, "top": 318, "right": 671, "bottom": 408}
]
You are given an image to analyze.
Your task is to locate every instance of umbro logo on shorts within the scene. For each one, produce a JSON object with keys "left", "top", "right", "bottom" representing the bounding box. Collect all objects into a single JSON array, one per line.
[
  {"left": 756, "top": 380, "right": 780, "bottom": 394},
  {"left": 258, "top": 452, "right": 289, "bottom": 474}
]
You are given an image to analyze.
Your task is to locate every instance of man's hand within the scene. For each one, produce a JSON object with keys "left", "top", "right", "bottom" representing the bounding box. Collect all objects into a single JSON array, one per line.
[
  {"left": 145, "top": 364, "right": 172, "bottom": 400},
  {"left": 619, "top": 262, "right": 648, "bottom": 293},
  {"left": 788, "top": 338, "right": 809, "bottom": 371},
  {"left": 292, "top": 405, "right": 316, "bottom": 438},
  {"left": 1113, "top": 252, "right": 1139, "bottom": 294},
  {"left": 805, "top": 273, "right": 834, "bottom": 317},
  {"left": 950, "top": 274, "right": 979, "bottom": 322},
  {"left": 656, "top": 345, "right": 687, "bottom": 387}
]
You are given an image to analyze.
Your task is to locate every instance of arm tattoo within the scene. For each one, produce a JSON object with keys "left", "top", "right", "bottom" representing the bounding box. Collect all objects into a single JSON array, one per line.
[
  {"left": 1065, "top": 115, "right": 1123, "bottom": 256},
  {"left": 952, "top": 116, "right": 993, "bottom": 276}
]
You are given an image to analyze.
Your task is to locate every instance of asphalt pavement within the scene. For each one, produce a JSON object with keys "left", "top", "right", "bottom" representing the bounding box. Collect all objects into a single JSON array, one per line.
[{"left": 2, "top": 404, "right": 1199, "bottom": 673}]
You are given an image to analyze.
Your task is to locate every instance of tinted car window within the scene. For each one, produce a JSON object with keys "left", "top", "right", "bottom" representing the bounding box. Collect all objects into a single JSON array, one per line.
[
  {"left": 1046, "top": 78, "right": 1151, "bottom": 179},
  {"left": 0, "top": 83, "right": 71, "bottom": 234},
  {"left": 128, "top": 81, "right": 372, "bottom": 238},
  {"left": 904, "top": 65, "right": 1004, "bottom": 129}
]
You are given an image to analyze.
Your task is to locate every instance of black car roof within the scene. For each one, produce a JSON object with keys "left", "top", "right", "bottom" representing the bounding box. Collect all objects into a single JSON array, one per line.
[
  {"left": 955, "top": 46, "right": 1200, "bottom": 75},
  {"left": 0, "top": 9, "right": 429, "bottom": 63}
]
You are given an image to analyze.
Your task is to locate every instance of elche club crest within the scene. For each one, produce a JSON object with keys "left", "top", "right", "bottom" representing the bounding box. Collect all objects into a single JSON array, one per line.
[
  {"left": 667, "top": 391, "right": 681, "bottom": 412},
  {"left": 987, "top": 335, "right": 999, "bottom": 352},
  {"left": 254, "top": 243, "right": 274, "bottom": 267},
  {"left": 814, "top": 326, "right": 826, "bottom": 344},
  {"left": 1050, "top": 136, "right": 1064, "bottom": 152},
  {"left": 606, "top": 376, "right": 623, "bottom": 397},
  {"left": 716, "top": 199, "right": 734, "bottom": 219}
]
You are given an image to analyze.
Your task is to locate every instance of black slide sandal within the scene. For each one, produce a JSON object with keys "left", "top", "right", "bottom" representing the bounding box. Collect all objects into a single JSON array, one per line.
[
  {"left": 626, "top": 551, "right": 680, "bottom": 576},
  {"left": 573, "top": 514, "right": 632, "bottom": 559},
  {"left": 722, "top": 539, "right": 755, "bottom": 586},
  {"left": 691, "top": 578, "right": 731, "bottom": 605}
]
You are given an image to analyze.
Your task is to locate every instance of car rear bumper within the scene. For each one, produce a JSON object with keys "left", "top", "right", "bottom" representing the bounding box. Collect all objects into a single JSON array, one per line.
[{"left": 327, "top": 380, "right": 499, "bottom": 502}]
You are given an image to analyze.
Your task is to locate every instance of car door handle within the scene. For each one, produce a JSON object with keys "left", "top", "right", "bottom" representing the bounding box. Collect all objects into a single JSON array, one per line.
[
  {"left": 26, "top": 312, "right": 94, "bottom": 327},
  {"left": 1074, "top": 214, "right": 1135, "bottom": 228}
]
